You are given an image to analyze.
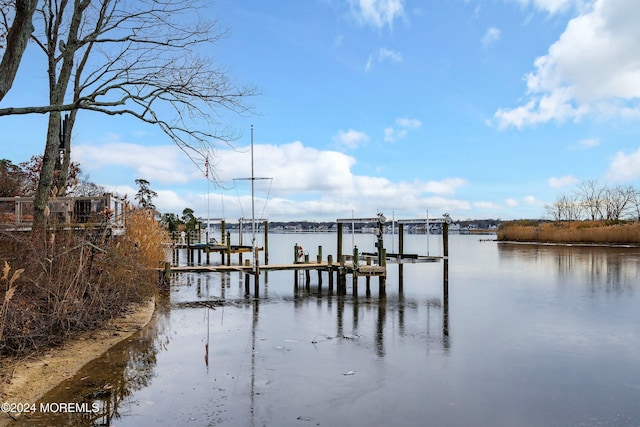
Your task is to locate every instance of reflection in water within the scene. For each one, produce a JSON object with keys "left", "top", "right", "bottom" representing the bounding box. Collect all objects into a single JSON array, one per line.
[
  {"left": 11, "top": 236, "right": 640, "bottom": 426},
  {"left": 498, "top": 242, "right": 640, "bottom": 294},
  {"left": 16, "top": 252, "right": 450, "bottom": 426},
  {"left": 13, "top": 292, "right": 172, "bottom": 427}
]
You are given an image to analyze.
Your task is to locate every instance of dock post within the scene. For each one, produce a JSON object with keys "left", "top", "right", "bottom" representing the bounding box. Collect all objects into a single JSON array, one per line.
[
  {"left": 197, "top": 248, "right": 202, "bottom": 265},
  {"left": 244, "top": 273, "right": 250, "bottom": 296},
  {"left": 161, "top": 261, "right": 171, "bottom": 286},
  {"left": 254, "top": 246, "right": 260, "bottom": 296},
  {"left": 337, "top": 223, "right": 343, "bottom": 264},
  {"left": 221, "top": 220, "right": 226, "bottom": 263},
  {"left": 205, "top": 244, "right": 210, "bottom": 265},
  {"left": 443, "top": 221, "right": 449, "bottom": 259},
  {"left": 398, "top": 223, "right": 404, "bottom": 292},
  {"left": 226, "top": 232, "right": 231, "bottom": 266},
  {"left": 338, "top": 255, "right": 346, "bottom": 295},
  {"left": 379, "top": 248, "right": 386, "bottom": 296},
  {"left": 366, "top": 276, "right": 371, "bottom": 297},
  {"left": 317, "top": 246, "right": 323, "bottom": 289},
  {"left": 352, "top": 246, "right": 359, "bottom": 296},
  {"left": 294, "top": 244, "right": 299, "bottom": 264},
  {"left": 264, "top": 221, "right": 269, "bottom": 265},
  {"left": 327, "top": 255, "right": 334, "bottom": 294}
]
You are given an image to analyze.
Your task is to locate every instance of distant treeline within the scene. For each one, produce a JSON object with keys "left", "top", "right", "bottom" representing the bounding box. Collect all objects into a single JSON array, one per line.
[
  {"left": 219, "top": 219, "right": 502, "bottom": 232},
  {"left": 545, "top": 180, "right": 640, "bottom": 222}
]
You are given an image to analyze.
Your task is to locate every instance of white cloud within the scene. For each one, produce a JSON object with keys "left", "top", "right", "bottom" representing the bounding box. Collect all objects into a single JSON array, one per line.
[
  {"left": 378, "top": 47, "right": 403, "bottom": 62},
  {"left": 384, "top": 117, "right": 422, "bottom": 142},
  {"left": 524, "top": 195, "right": 543, "bottom": 205},
  {"left": 605, "top": 147, "right": 640, "bottom": 182},
  {"left": 511, "top": 0, "right": 588, "bottom": 15},
  {"left": 495, "top": 0, "right": 640, "bottom": 129},
  {"left": 573, "top": 137, "right": 600, "bottom": 149},
  {"left": 481, "top": 27, "right": 501, "bottom": 48},
  {"left": 77, "top": 138, "right": 472, "bottom": 219},
  {"left": 395, "top": 117, "right": 421, "bottom": 129},
  {"left": 423, "top": 177, "right": 468, "bottom": 195},
  {"left": 333, "top": 129, "right": 370, "bottom": 149},
  {"left": 505, "top": 198, "right": 519, "bottom": 207},
  {"left": 349, "top": 0, "right": 405, "bottom": 29},
  {"left": 548, "top": 175, "right": 578, "bottom": 187},
  {"left": 475, "top": 201, "right": 502, "bottom": 209},
  {"left": 73, "top": 142, "right": 193, "bottom": 184},
  {"left": 365, "top": 47, "right": 403, "bottom": 72}
]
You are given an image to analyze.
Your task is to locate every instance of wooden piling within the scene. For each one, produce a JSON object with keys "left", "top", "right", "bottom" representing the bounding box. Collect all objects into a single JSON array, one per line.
[
  {"left": 352, "top": 246, "right": 359, "bottom": 296},
  {"left": 443, "top": 221, "right": 449, "bottom": 259},
  {"left": 221, "top": 220, "right": 226, "bottom": 263},
  {"left": 264, "top": 221, "right": 269, "bottom": 265},
  {"left": 398, "top": 223, "right": 404, "bottom": 292},
  {"left": 161, "top": 261, "right": 171, "bottom": 286},
  {"left": 327, "top": 255, "right": 334, "bottom": 294},
  {"left": 337, "top": 223, "right": 343, "bottom": 263},
  {"left": 338, "top": 255, "right": 346, "bottom": 295}
]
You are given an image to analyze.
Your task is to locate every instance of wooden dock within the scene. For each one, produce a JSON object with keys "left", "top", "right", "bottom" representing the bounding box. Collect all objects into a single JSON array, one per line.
[{"left": 160, "top": 213, "right": 451, "bottom": 297}]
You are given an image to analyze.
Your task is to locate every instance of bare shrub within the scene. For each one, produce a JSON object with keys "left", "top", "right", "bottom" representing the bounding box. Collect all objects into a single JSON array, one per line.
[{"left": 0, "top": 208, "right": 168, "bottom": 357}]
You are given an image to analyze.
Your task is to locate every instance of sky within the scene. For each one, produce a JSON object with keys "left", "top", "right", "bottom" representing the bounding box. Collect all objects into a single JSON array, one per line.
[{"left": 2, "top": 0, "right": 640, "bottom": 222}]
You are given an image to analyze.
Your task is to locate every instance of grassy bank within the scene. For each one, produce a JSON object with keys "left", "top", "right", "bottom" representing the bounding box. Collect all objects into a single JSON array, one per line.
[
  {"left": 0, "top": 209, "right": 168, "bottom": 358},
  {"left": 497, "top": 220, "right": 640, "bottom": 245}
]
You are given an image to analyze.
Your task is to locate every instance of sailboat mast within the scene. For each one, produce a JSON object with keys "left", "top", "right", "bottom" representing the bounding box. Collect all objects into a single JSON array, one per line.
[{"left": 251, "top": 125, "right": 256, "bottom": 246}]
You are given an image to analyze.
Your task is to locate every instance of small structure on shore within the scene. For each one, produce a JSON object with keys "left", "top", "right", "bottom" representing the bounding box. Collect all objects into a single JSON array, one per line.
[{"left": 0, "top": 193, "right": 126, "bottom": 234}]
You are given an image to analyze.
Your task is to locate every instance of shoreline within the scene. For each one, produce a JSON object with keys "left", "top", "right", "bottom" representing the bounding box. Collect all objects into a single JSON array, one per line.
[
  {"left": 0, "top": 298, "right": 156, "bottom": 425},
  {"left": 497, "top": 240, "right": 640, "bottom": 248}
]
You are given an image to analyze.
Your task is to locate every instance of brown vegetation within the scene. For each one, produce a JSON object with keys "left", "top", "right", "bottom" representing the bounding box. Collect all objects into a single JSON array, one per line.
[
  {"left": 498, "top": 220, "right": 640, "bottom": 245},
  {"left": 0, "top": 208, "right": 168, "bottom": 358}
]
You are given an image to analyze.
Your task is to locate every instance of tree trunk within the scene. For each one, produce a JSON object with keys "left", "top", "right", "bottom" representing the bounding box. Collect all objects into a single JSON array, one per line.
[
  {"left": 57, "top": 111, "right": 75, "bottom": 195},
  {"left": 0, "top": 0, "right": 39, "bottom": 101},
  {"left": 32, "top": 112, "right": 62, "bottom": 231},
  {"left": 32, "top": 0, "right": 90, "bottom": 231}
]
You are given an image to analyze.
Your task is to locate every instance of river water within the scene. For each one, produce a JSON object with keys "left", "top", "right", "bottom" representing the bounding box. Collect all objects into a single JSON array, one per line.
[{"left": 16, "top": 234, "right": 640, "bottom": 426}]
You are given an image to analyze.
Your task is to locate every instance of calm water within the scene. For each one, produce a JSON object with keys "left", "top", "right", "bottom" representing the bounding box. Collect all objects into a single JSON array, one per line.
[{"left": 16, "top": 234, "right": 640, "bottom": 426}]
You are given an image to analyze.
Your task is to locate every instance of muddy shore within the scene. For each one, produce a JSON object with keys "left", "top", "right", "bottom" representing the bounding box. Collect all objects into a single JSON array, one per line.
[{"left": 0, "top": 298, "right": 155, "bottom": 426}]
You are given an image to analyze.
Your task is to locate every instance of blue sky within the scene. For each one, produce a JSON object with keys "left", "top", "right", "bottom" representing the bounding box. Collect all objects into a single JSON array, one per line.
[{"left": 2, "top": 0, "right": 640, "bottom": 221}]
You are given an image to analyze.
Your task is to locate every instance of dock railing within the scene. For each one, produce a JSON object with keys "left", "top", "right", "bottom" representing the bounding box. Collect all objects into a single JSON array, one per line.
[{"left": 0, "top": 193, "right": 126, "bottom": 233}]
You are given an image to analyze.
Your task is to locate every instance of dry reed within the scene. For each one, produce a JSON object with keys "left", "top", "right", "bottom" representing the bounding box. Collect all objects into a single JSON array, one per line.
[{"left": 498, "top": 220, "right": 640, "bottom": 244}]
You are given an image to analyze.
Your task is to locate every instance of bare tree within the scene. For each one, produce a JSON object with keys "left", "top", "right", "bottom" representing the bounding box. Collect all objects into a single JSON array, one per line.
[
  {"left": 577, "top": 180, "right": 605, "bottom": 221},
  {"left": 0, "top": 0, "right": 39, "bottom": 101},
  {"left": 602, "top": 185, "right": 634, "bottom": 220},
  {"left": 629, "top": 188, "right": 640, "bottom": 221},
  {"left": 1, "top": 0, "right": 256, "bottom": 230},
  {"left": 546, "top": 192, "right": 583, "bottom": 222}
]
